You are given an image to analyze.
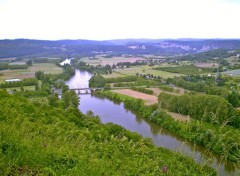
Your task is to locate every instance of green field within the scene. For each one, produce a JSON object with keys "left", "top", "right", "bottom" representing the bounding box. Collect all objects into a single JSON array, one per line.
[
  {"left": 6, "top": 85, "right": 35, "bottom": 92},
  {"left": 223, "top": 69, "right": 240, "bottom": 76},
  {"left": 0, "top": 63, "right": 63, "bottom": 82},
  {"left": 101, "top": 72, "right": 126, "bottom": 78},
  {"left": 113, "top": 66, "right": 183, "bottom": 79},
  {"left": 224, "top": 56, "right": 240, "bottom": 64}
]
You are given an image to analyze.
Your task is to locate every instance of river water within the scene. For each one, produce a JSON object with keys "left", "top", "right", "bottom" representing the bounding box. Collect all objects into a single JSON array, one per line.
[{"left": 66, "top": 69, "right": 239, "bottom": 176}]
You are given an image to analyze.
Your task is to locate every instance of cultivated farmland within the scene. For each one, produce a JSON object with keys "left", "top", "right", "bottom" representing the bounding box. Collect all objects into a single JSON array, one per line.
[{"left": 0, "top": 63, "right": 62, "bottom": 82}]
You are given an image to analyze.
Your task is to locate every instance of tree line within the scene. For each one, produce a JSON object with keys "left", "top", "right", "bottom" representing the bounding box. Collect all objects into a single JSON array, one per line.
[
  {"left": 96, "top": 90, "right": 240, "bottom": 164},
  {"left": 0, "top": 78, "right": 38, "bottom": 88},
  {"left": 158, "top": 92, "right": 240, "bottom": 128}
]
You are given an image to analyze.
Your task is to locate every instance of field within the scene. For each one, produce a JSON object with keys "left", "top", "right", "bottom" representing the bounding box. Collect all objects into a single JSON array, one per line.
[
  {"left": 146, "top": 87, "right": 185, "bottom": 96},
  {"left": 6, "top": 85, "right": 35, "bottom": 92},
  {"left": 81, "top": 56, "right": 144, "bottom": 66},
  {"left": 113, "top": 66, "right": 183, "bottom": 79},
  {"left": 224, "top": 56, "right": 240, "bottom": 64},
  {"left": 112, "top": 89, "right": 190, "bottom": 122},
  {"left": 101, "top": 72, "right": 125, "bottom": 78},
  {"left": 193, "top": 62, "right": 218, "bottom": 68},
  {"left": 112, "top": 89, "right": 158, "bottom": 105},
  {"left": 222, "top": 69, "right": 240, "bottom": 76},
  {"left": 0, "top": 63, "right": 63, "bottom": 82}
]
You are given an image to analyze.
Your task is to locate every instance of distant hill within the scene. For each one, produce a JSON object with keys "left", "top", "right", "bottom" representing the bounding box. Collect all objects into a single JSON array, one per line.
[{"left": 0, "top": 38, "right": 240, "bottom": 58}]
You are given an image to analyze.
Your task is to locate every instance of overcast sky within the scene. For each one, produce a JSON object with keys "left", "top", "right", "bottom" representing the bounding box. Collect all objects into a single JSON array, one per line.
[{"left": 0, "top": 0, "right": 240, "bottom": 40}]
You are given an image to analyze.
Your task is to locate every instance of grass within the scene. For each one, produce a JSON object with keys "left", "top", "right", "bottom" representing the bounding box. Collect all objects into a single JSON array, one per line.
[
  {"left": 6, "top": 86, "right": 35, "bottom": 92},
  {"left": 113, "top": 66, "right": 183, "bottom": 79},
  {"left": 101, "top": 72, "right": 125, "bottom": 78},
  {"left": 0, "top": 91, "right": 217, "bottom": 176},
  {"left": 224, "top": 56, "right": 240, "bottom": 64},
  {"left": 166, "top": 111, "right": 190, "bottom": 122},
  {"left": 222, "top": 69, "right": 240, "bottom": 76},
  {"left": 0, "top": 63, "right": 63, "bottom": 82}
]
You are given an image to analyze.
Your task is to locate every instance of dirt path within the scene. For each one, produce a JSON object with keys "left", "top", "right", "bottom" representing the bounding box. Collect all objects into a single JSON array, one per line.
[
  {"left": 112, "top": 89, "right": 158, "bottom": 105},
  {"left": 146, "top": 87, "right": 184, "bottom": 96},
  {"left": 166, "top": 111, "right": 191, "bottom": 122},
  {"left": 111, "top": 89, "right": 191, "bottom": 122}
]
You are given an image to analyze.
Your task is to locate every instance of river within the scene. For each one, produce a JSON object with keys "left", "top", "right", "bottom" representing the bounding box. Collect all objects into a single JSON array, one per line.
[{"left": 66, "top": 69, "right": 240, "bottom": 176}]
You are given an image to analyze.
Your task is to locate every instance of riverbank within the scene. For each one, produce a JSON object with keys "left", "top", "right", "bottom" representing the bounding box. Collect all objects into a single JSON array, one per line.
[
  {"left": 1, "top": 89, "right": 218, "bottom": 176},
  {"left": 94, "top": 90, "right": 240, "bottom": 175},
  {"left": 65, "top": 68, "right": 239, "bottom": 175}
]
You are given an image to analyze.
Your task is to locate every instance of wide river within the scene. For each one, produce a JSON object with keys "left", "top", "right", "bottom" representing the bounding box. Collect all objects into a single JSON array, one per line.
[{"left": 66, "top": 69, "right": 240, "bottom": 176}]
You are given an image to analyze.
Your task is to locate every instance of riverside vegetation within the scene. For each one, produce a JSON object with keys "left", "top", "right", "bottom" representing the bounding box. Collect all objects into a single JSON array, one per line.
[
  {"left": 0, "top": 70, "right": 217, "bottom": 175},
  {"left": 0, "top": 91, "right": 216, "bottom": 175},
  {"left": 96, "top": 90, "right": 240, "bottom": 165}
]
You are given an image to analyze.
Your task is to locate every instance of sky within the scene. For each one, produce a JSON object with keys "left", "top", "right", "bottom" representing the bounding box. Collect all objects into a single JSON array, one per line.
[{"left": 0, "top": 0, "right": 240, "bottom": 40}]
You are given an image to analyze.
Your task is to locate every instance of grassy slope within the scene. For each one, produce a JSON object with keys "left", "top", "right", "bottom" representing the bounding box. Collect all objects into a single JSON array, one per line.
[{"left": 0, "top": 90, "right": 216, "bottom": 176}]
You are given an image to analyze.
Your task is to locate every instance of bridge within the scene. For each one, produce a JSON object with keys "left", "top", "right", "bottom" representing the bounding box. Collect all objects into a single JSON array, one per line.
[{"left": 70, "top": 87, "right": 103, "bottom": 94}]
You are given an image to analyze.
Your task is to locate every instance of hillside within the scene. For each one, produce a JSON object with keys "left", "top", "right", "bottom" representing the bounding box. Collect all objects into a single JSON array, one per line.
[
  {"left": 0, "top": 90, "right": 216, "bottom": 175},
  {"left": 1, "top": 39, "right": 240, "bottom": 58}
]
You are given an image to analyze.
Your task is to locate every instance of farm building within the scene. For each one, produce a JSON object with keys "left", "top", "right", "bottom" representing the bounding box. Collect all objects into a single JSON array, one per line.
[{"left": 5, "top": 79, "right": 21, "bottom": 82}]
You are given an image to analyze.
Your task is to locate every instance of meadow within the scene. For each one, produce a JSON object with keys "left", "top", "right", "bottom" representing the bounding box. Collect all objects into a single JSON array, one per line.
[
  {"left": 0, "top": 63, "right": 63, "bottom": 83},
  {"left": 223, "top": 69, "right": 240, "bottom": 76},
  {"left": 113, "top": 66, "right": 183, "bottom": 79},
  {"left": 6, "top": 85, "right": 36, "bottom": 92},
  {"left": 101, "top": 72, "right": 125, "bottom": 79}
]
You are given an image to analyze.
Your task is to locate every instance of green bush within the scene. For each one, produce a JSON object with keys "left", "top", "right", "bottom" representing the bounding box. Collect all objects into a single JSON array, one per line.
[{"left": 131, "top": 86, "right": 154, "bottom": 95}]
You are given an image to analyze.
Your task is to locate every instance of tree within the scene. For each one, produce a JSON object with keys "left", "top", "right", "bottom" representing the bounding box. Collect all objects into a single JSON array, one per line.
[
  {"left": 62, "top": 85, "right": 69, "bottom": 94},
  {"left": 26, "top": 59, "right": 32, "bottom": 66},
  {"left": 62, "top": 90, "right": 79, "bottom": 108},
  {"left": 20, "top": 84, "right": 24, "bottom": 92},
  {"left": 89, "top": 75, "right": 105, "bottom": 88},
  {"left": 48, "top": 94, "right": 59, "bottom": 107},
  {"left": 35, "top": 71, "right": 44, "bottom": 80},
  {"left": 228, "top": 91, "right": 240, "bottom": 107}
]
